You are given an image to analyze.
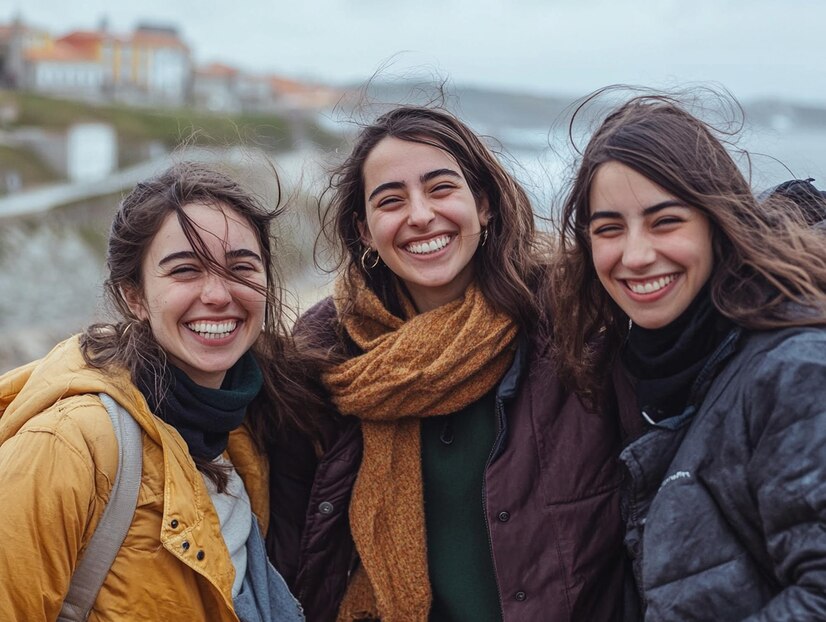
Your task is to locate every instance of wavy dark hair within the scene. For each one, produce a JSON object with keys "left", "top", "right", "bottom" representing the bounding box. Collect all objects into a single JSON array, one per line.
[
  {"left": 81, "top": 161, "right": 324, "bottom": 488},
  {"left": 319, "top": 105, "right": 546, "bottom": 331},
  {"left": 550, "top": 90, "right": 826, "bottom": 405}
]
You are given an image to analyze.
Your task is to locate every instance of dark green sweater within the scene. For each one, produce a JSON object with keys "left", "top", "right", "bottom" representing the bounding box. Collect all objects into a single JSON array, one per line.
[{"left": 421, "top": 390, "right": 503, "bottom": 622}]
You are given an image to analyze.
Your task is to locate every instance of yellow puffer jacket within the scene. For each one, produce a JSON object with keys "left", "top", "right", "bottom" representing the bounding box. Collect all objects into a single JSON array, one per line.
[{"left": 0, "top": 336, "right": 270, "bottom": 622}]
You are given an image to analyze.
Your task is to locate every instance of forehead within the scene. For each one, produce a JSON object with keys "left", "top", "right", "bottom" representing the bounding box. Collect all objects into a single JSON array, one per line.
[
  {"left": 589, "top": 161, "right": 673, "bottom": 213},
  {"left": 148, "top": 201, "right": 261, "bottom": 257},
  {"left": 363, "top": 136, "right": 464, "bottom": 183}
]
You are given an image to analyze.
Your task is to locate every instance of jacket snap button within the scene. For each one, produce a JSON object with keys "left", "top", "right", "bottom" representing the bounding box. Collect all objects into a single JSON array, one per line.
[
  {"left": 197, "top": 550, "right": 205, "bottom": 561},
  {"left": 515, "top": 591, "right": 526, "bottom": 601},
  {"left": 497, "top": 511, "right": 510, "bottom": 522},
  {"left": 182, "top": 541, "right": 190, "bottom": 551},
  {"left": 170, "top": 519, "right": 179, "bottom": 529},
  {"left": 318, "top": 501, "right": 334, "bottom": 515}
]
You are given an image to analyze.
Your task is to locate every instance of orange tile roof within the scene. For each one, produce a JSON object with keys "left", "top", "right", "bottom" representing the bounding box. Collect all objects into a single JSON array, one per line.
[
  {"left": 24, "top": 40, "right": 98, "bottom": 63},
  {"left": 197, "top": 62, "right": 239, "bottom": 77},
  {"left": 57, "top": 31, "right": 104, "bottom": 56},
  {"left": 60, "top": 30, "right": 105, "bottom": 43},
  {"left": 269, "top": 75, "right": 313, "bottom": 94},
  {"left": 131, "top": 30, "right": 188, "bottom": 50}
]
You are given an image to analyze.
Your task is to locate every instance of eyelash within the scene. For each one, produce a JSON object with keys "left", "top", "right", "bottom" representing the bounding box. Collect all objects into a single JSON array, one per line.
[
  {"left": 655, "top": 216, "right": 683, "bottom": 226},
  {"left": 432, "top": 182, "right": 455, "bottom": 192},
  {"left": 170, "top": 265, "right": 198, "bottom": 275},
  {"left": 591, "top": 224, "right": 621, "bottom": 235},
  {"left": 377, "top": 196, "right": 401, "bottom": 208}
]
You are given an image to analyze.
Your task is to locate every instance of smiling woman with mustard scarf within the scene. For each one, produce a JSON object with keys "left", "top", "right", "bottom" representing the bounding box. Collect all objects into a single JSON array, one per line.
[{"left": 281, "top": 106, "right": 633, "bottom": 622}]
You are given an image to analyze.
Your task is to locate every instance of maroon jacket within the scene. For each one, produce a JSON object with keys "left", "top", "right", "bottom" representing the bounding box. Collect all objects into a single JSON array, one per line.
[{"left": 269, "top": 298, "right": 631, "bottom": 621}]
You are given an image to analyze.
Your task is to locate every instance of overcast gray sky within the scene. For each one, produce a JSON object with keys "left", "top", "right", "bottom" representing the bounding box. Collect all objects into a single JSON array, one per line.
[{"left": 8, "top": 0, "right": 825, "bottom": 105}]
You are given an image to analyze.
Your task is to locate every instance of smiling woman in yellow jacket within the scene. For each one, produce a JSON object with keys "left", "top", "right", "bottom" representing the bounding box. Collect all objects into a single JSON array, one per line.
[{"left": 0, "top": 163, "right": 317, "bottom": 622}]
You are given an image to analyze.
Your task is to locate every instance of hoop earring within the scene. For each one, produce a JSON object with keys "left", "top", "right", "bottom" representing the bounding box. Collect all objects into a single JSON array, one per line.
[
  {"left": 361, "top": 246, "right": 380, "bottom": 270},
  {"left": 480, "top": 227, "right": 489, "bottom": 247}
]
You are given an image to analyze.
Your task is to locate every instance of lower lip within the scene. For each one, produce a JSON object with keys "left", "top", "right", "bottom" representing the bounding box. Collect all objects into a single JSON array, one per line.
[
  {"left": 622, "top": 276, "right": 679, "bottom": 302},
  {"left": 402, "top": 236, "right": 454, "bottom": 258}
]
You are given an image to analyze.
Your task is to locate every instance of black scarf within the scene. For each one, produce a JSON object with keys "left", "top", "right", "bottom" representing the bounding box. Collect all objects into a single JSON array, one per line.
[
  {"left": 621, "top": 284, "right": 733, "bottom": 423},
  {"left": 139, "top": 351, "right": 263, "bottom": 460}
]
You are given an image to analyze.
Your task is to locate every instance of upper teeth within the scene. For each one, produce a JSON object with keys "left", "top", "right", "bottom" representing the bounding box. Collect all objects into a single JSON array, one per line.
[
  {"left": 406, "top": 235, "right": 451, "bottom": 255},
  {"left": 186, "top": 320, "right": 237, "bottom": 338},
  {"left": 628, "top": 275, "right": 676, "bottom": 294}
]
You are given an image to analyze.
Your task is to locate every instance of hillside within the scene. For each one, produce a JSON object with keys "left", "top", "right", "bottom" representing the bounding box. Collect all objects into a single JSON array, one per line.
[
  {"left": 341, "top": 80, "right": 826, "bottom": 134},
  {"left": 0, "top": 89, "right": 342, "bottom": 187}
]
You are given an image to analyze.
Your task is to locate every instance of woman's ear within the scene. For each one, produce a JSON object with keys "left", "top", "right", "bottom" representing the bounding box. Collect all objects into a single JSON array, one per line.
[
  {"left": 121, "top": 285, "right": 148, "bottom": 321},
  {"left": 356, "top": 218, "right": 374, "bottom": 248},
  {"left": 478, "top": 195, "right": 492, "bottom": 227}
]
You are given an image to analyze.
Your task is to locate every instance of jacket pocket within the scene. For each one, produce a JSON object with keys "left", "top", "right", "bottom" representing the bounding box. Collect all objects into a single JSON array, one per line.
[{"left": 531, "top": 387, "right": 623, "bottom": 506}]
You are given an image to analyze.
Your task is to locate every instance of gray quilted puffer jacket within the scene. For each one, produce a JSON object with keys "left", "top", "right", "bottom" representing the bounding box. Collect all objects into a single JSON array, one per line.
[{"left": 619, "top": 326, "right": 826, "bottom": 621}]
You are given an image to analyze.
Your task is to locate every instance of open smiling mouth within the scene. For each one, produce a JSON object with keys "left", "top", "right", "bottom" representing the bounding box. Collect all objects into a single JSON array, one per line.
[
  {"left": 185, "top": 320, "right": 238, "bottom": 339},
  {"left": 625, "top": 274, "right": 677, "bottom": 294},
  {"left": 404, "top": 234, "right": 453, "bottom": 255}
]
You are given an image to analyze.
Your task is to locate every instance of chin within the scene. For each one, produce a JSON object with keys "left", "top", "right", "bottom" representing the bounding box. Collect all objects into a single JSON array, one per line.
[{"left": 630, "top": 314, "right": 675, "bottom": 330}]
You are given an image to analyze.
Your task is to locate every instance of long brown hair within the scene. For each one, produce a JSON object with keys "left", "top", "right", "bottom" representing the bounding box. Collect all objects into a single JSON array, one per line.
[
  {"left": 319, "top": 105, "right": 546, "bottom": 332},
  {"left": 551, "top": 90, "right": 826, "bottom": 404},
  {"left": 81, "top": 162, "right": 324, "bottom": 487}
]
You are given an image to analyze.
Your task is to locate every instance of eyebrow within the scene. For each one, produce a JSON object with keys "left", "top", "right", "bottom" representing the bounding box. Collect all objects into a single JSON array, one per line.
[
  {"left": 158, "top": 248, "right": 263, "bottom": 267},
  {"left": 367, "top": 168, "right": 463, "bottom": 202},
  {"left": 589, "top": 199, "right": 686, "bottom": 223}
]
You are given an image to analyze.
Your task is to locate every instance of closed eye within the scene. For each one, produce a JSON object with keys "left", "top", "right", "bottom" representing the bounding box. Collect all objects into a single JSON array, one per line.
[
  {"left": 431, "top": 182, "right": 457, "bottom": 193},
  {"left": 169, "top": 264, "right": 200, "bottom": 276},
  {"left": 590, "top": 222, "right": 623, "bottom": 236},
  {"left": 231, "top": 262, "right": 259, "bottom": 273},
  {"left": 376, "top": 195, "right": 403, "bottom": 209},
  {"left": 653, "top": 216, "right": 684, "bottom": 227}
]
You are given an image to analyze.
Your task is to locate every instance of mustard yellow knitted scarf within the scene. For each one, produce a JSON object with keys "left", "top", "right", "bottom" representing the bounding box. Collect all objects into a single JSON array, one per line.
[{"left": 323, "top": 270, "right": 518, "bottom": 622}]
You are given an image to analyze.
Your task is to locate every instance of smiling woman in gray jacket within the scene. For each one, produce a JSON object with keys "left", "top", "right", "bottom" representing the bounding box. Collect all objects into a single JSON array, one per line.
[{"left": 551, "top": 91, "right": 826, "bottom": 621}]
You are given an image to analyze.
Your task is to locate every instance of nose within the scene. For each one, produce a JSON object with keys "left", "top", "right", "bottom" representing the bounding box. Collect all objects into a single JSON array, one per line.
[
  {"left": 407, "top": 192, "right": 435, "bottom": 227},
  {"left": 201, "top": 272, "right": 232, "bottom": 305},
  {"left": 622, "top": 229, "right": 657, "bottom": 270}
]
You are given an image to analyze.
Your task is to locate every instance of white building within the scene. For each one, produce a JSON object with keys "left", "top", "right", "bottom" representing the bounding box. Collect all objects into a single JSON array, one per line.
[
  {"left": 192, "top": 63, "right": 240, "bottom": 112},
  {"left": 24, "top": 40, "right": 106, "bottom": 96},
  {"left": 127, "top": 25, "right": 191, "bottom": 104}
]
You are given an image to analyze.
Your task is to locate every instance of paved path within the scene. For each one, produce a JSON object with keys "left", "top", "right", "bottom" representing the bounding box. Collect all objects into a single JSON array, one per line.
[{"left": 0, "top": 146, "right": 322, "bottom": 220}]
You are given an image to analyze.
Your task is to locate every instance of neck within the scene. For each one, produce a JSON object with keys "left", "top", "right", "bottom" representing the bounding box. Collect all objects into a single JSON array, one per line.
[
  {"left": 139, "top": 351, "right": 263, "bottom": 461},
  {"left": 402, "top": 271, "right": 476, "bottom": 314},
  {"left": 622, "top": 283, "right": 733, "bottom": 422}
]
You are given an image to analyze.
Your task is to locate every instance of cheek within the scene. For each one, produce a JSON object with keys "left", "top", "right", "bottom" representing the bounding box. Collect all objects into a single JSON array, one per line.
[
  {"left": 367, "top": 217, "right": 395, "bottom": 247},
  {"left": 697, "top": 246, "right": 714, "bottom": 282},
  {"left": 675, "top": 235, "right": 714, "bottom": 283},
  {"left": 140, "top": 291, "right": 164, "bottom": 321},
  {"left": 589, "top": 241, "right": 615, "bottom": 283},
  {"left": 700, "top": 236, "right": 715, "bottom": 282},
  {"left": 231, "top": 281, "right": 268, "bottom": 308}
]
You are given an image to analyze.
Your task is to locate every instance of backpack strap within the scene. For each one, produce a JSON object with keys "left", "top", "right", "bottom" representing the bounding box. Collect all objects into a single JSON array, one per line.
[{"left": 57, "top": 393, "right": 143, "bottom": 622}]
